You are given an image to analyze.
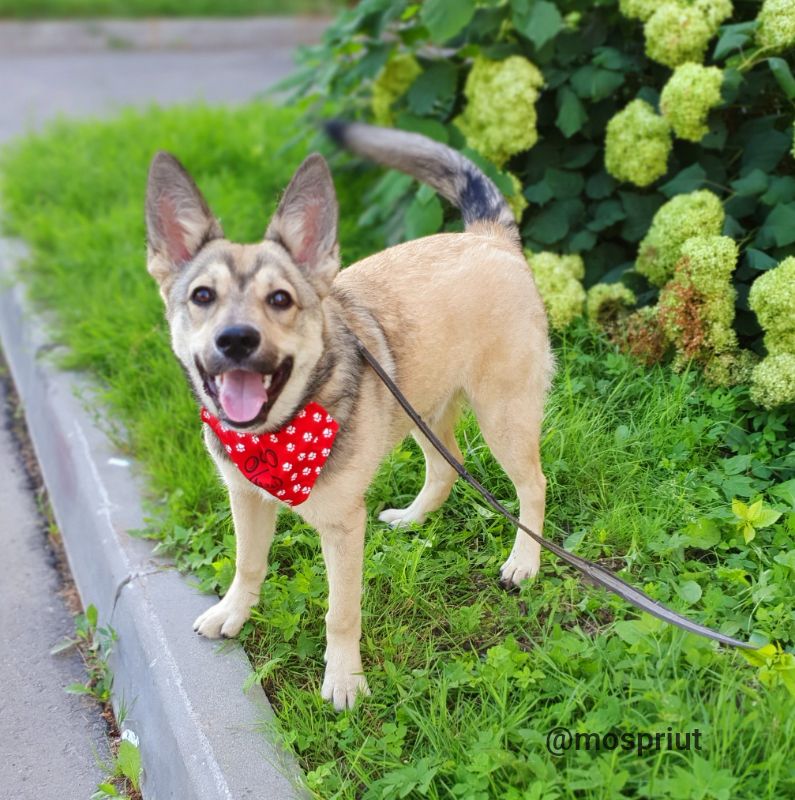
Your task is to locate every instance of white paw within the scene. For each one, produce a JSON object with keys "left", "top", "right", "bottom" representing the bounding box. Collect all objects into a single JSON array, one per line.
[
  {"left": 193, "top": 595, "right": 252, "bottom": 639},
  {"left": 499, "top": 551, "right": 540, "bottom": 588},
  {"left": 378, "top": 506, "right": 426, "bottom": 528},
  {"left": 321, "top": 668, "right": 370, "bottom": 711}
]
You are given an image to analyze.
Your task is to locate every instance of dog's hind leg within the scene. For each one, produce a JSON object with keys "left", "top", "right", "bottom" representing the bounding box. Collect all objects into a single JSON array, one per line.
[
  {"left": 379, "top": 397, "right": 462, "bottom": 527},
  {"left": 469, "top": 383, "right": 547, "bottom": 588}
]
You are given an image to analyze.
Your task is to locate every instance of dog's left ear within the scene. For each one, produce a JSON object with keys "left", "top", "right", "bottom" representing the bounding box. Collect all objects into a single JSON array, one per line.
[
  {"left": 266, "top": 154, "right": 339, "bottom": 295},
  {"left": 145, "top": 152, "right": 223, "bottom": 294}
]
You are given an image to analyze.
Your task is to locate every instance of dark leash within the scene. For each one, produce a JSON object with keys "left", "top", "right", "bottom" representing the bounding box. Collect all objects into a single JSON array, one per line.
[{"left": 355, "top": 337, "right": 755, "bottom": 651}]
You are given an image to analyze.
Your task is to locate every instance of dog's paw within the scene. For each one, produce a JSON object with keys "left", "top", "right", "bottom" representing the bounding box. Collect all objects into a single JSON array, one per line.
[
  {"left": 378, "top": 506, "right": 426, "bottom": 528},
  {"left": 499, "top": 552, "right": 540, "bottom": 588},
  {"left": 321, "top": 668, "right": 370, "bottom": 711},
  {"left": 193, "top": 597, "right": 251, "bottom": 639}
]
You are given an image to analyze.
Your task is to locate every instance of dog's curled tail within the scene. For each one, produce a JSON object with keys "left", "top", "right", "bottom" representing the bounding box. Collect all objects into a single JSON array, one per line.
[{"left": 325, "top": 120, "right": 518, "bottom": 240}]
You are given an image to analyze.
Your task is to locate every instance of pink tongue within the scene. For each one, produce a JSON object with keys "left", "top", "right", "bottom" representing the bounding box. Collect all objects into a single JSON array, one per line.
[{"left": 219, "top": 370, "right": 268, "bottom": 423}]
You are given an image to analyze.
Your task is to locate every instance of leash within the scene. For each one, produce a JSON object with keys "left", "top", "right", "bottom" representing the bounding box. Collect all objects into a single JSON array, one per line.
[{"left": 355, "top": 337, "right": 755, "bottom": 650}]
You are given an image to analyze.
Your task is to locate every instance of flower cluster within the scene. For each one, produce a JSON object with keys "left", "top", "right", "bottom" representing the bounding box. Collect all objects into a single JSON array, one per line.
[
  {"left": 756, "top": 0, "right": 795, "bottom": 52},
  {"left": 454, "top": 56, "right": 544, "bottom": 167},
  {"left": 658, "top": 235, "right": 738, "bottom": 360},
  {"left": 526, "top": 251, "right": 586, "bottom": 331},
  {"left": 620, "top": 0, "right": 732, "bottom": 26},
  {"left": 660, "top": 63, "right": 724, "bottom": 142},
  {"left": 749, "top": 257, "right": 795, "bottom": 355},
  {"left": 643, "top": 1, "right": 730, "bottom": 68},
  {"left": 636, "top": 190, "right": 724, "bottom": 286},
  {"left": 748, "top": 258, "right": 795, "bottom": 407},
  {"left": 371, "top": 54, "right": 421, "bottom": 127},
  {"left": 586, "top": 282, "right": 636, "bottom": 330},
  {"left": 604, "top": 99, "right": 672, "bottom": 187},
  {"left": 751, "top": 354, "right": 795, "bottom": 408}
]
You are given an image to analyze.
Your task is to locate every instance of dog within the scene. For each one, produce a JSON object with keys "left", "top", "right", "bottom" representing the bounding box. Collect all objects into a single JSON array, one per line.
[{"left": 145, "top": 122, "right": 553, "bottom": 710}]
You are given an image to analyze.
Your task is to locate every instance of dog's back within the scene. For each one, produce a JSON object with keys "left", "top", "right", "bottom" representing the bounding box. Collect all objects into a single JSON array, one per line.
[{"left": 328, "top": 122, "right": 552, "bottom": 414}]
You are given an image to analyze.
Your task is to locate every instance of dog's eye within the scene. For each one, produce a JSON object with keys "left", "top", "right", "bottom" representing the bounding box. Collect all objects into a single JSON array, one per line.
[
  {"left": 191, "top": 286, "right": 216, "bottom": 306},
  {"left": 267, "top": 290, "right": 293, "bottom": 309}
]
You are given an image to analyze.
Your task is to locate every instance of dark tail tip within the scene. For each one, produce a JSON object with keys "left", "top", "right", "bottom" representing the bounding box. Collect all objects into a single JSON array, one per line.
[{"left": 324, "top": 119, "right": 349, "bottom": 147}]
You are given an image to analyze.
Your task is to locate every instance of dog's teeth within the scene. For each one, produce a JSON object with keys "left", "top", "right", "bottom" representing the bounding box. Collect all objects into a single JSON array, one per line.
[
  {"left": 262, "top": 374, "right": 273, "bottom": 389},
  {"left": 216, "top": 374, "right": 224, "bottom": 387}
]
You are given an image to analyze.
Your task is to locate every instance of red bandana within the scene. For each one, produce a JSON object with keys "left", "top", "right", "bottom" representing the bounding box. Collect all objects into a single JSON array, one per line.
[{"left": 201, "top": 402, "right": 339, "bottom": 506}]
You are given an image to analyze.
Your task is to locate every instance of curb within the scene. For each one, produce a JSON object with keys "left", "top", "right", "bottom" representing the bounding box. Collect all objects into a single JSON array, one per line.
[
  {"left": 0, "top": 17, "right": 331, "bottom": 54},
  {"left": 0, "top": 237, "right": 306, "bottom": 799}
]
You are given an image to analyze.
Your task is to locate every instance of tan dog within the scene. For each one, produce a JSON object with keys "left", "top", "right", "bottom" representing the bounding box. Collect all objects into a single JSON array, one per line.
[{"left": 145, "top": 123, "right": 553, "bottom": 710}]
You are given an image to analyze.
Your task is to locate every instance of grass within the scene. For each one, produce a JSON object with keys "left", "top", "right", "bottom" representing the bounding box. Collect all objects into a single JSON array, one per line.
[
  {"left": 0, "top": 0, "right": 345, "bottom": 18},
  {"left": 2, "top": 102, "right": 795, "bottom": 799}
]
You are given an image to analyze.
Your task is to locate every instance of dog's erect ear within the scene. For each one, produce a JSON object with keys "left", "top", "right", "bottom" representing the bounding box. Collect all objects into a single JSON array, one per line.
[
  {"left": 265, "top": 154, "right": 339, "bottom": 295},
  {"left": 145, "top": 152, "right": 222, "bottom": 289}
]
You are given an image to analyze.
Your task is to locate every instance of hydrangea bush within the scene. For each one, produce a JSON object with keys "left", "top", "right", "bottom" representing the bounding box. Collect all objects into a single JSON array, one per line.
[{"left": 291, "top": 0, "right": 795, "bottom": 405}]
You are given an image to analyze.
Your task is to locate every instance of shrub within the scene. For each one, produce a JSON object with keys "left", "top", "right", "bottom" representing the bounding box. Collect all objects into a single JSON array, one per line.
[
  {"left": 660, "top": 62, "right": 724, "bottom": 142},
  {"left": 586, "top": 281, "right": 636, "bottom": 329},
  {"left": 604, "top": 99, "right": 672, "bottom": 187},
  {"left": 526, "top": 251, "right": 585, "bottom": 330},
  {"left": 454, "top": 55, "right": 544, "bottom": 166},
  {"left": 748, "top": 256, "right": 795, "bottom": 356},
  {"left": 635, "top": 190, "right": 724, "bottom": 287},
  {"left": 291, "top": 0, "right": 795, "bottom": 404}
]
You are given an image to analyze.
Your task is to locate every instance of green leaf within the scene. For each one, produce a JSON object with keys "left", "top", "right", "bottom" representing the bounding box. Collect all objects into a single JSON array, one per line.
[
  {"left": 768, "top": 57, "right": 795, "bottom": 98},
  {"left": 512, "top": 0, "right": 563, "bottom": 49},
  {"left": 677, "top": 580, "right": 703, "bottom": 605},
  {"left": 730, "top": 168, "right": 769, "bottom": 197},
  {"left": 713, "top": 21, "right": 757, "bottom": 61},
  {"left": 774, "top": 549, "right": 795, "bottom": 573},
  {"left": 586, "top": 171, "right": 617, "bottom": 200},
  {"left": 421, "top": 0, "right": 475, "bottom": 42},
  {"left": 761, "top": 176, "right": 795, "bottom": 206},
  {"left": 86, "top": 604, "right": 98, "bottom": 629},
  {"left": 682, "top": 518, "right": 721, "bottom": 549},
  {"left": 754, "top": 508, "right": 782, "bottom": 529},
  {"left": 117, "top": 740, "right": 142, "bottom": 791},
  {"left": 568, "top": 229, "right": 597, "bottom": 251},
  {"left": 755, "top": 204, "right": 795, "bottom": 248},
  {"left": 659, "top": 163, "right": 707, "bottom": 198},
  {"left": 395, "top": 113, "right": 449, "bottom": 143},
  {"left": 65, "top": 682, "right": 91, "bottom": 695},
  {"left": 406, "top": 61, "right": 458, "bottom": 116},
  {"left": 732, "top": 498, "right": 750, "bottom": 521},
  {"left": 769, "top": 478, "right": 795, "bottom": 507},
  {"left": 524, "top": 180, "right": 553, "bottom": 205},
  {"left": 570, "top": 65, "right": 624, "bottom": 101},
  {"left": 742, "top": 522, "right": 756, "bottom": 544},
  {"left": 545, "top": 168, "right": 584, "bottom": 199},
  {"left": 404, "top": 193, "right": 443, "bottom": 239},
  {"left": 741, "top": 642, "right": 777, "bottom": 667},
  {"left": 555, "top": 86, "right": 587, "bottom": 138},
  {"left": 745, "top": 248, "right": 778, "bottom": 271},
  {"left": 587, "top": 199, "right": 625, "bottom": 232},
  {"left": 619, "top": 192, "right": 664, "bottom": 242},
  {"left": 741, "top": 125, "right": 790, "bottom": 175}
]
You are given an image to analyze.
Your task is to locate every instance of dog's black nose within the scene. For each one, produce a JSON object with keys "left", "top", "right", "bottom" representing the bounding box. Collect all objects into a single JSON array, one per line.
[{"left": 215, "top": 325, "right": 261, "bottom": 362}]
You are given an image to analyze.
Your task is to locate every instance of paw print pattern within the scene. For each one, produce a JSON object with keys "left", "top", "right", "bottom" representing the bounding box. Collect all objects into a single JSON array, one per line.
[{"left": 200, "top": 401, "right": 339, "bottom": 507}]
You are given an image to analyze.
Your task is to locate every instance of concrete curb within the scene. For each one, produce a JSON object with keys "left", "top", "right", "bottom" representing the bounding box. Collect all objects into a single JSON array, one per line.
[
  {"left": 0, "top": 17, "right": 330, "bottom": 54},
  {"left": 0, "top": 237, "right": 306, "bottom": 799}
]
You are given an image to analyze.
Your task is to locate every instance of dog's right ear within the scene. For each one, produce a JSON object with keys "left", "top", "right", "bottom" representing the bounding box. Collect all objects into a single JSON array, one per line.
[{"left": 145, "top": 152, "right": 222, "bottom": 294}]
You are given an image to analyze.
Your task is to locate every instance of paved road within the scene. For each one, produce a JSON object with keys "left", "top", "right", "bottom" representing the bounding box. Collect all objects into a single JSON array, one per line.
[
  {"left": 0, "top": 375, "right": 110, "bottom": 797},
  {"left": 0, "top": 17, "right": 328, "bottom": 141},
  {"left": 0, "top": 17, "right": 328, "bottom": 797}
]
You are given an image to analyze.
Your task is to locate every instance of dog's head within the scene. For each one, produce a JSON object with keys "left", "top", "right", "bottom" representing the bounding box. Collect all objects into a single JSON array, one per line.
[{"left": 145, "top": 152, "right": 339, "bottom": 432}]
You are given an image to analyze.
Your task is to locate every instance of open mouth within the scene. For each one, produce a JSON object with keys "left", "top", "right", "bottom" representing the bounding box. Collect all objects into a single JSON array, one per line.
[{"left": 198, "top": 357, "right": 293, "bottom": 428}]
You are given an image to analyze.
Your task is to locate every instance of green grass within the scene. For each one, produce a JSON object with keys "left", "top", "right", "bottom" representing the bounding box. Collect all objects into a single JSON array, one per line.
[
  {"left": 0, "top": 0, "right": 345, "bottom": 18},
  {"left": 3, "top": 103, "right": 795, "bottom": 799}
]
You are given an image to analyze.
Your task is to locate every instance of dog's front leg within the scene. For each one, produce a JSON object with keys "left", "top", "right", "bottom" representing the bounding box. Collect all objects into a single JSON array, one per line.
[
  {"left": 318, "top": 507, "right": 370, "bottom": 710},
  {"left": 194, "top": 485, "right": 277, "bottom": 639}
]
